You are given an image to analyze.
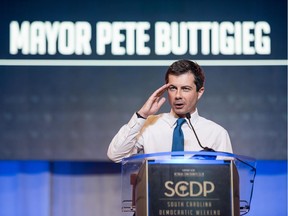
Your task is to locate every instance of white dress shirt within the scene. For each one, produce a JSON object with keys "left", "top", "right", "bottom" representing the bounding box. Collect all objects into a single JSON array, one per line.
[{"left": 107, "top": 109, "right": 233, "bottom": 162}]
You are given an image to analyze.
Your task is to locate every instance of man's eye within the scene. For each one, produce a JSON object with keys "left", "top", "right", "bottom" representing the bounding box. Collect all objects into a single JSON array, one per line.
[
  {"left": 183, "top": 87, "right": 192, "bottom": 92},
  {"left": 168, "top": 86, "right": 177, "bottom": 91}
]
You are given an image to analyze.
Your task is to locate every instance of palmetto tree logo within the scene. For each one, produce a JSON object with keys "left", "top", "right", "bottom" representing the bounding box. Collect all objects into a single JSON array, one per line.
[{"left": 179, "top": 184, "right": 188, "bottom": 195}]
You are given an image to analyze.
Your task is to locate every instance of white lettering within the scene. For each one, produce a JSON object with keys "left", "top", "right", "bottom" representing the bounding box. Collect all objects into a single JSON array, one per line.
[
  {"left": 187, "top": 22, "right": 200, "bottom": 55},
  {"left": 45, "top": 21, "right": 60, "bottom": 55},
  {"left": 211, "top": 22, "right": 219, "bottom": 55},
  {"left": 171, "top": 22, "right": 188, "bottom": 55},
  {"left": 234, "top": 22, "right": 242, "bottom": 55},
  {"left": 96, "top": 22, "right": 112, "bottom": 55},
  {"left": 9, "top": 21, "right": 92, "bottom": 55},
  {"left": 155, "top": 22, "right": 171, "bottom": 55},
  {"left": 200, "top": 22, "right": 212, "bottom": 55},
  {"left": 219, "top": 22, "right": 234, "bottom": 55},
  {"left": 58, "top": 22, "right": 75, "bottom": 55},
  {"left": 10, "top": 21, "right": 30, "bottom": 54},
  {"left": 112, "top": 22, "right": 125, "bottom": 55},
  {"left": 30, "top": 21, "right": 46, "bottom": 55},
  {"left": 154, "top": 21, "right": 271, "bottom": 56},
  {"left": 164, "top": 180, "right": 215, "bottom": 197},
  {"left": 75, "top": 22, "right": 92, "bottom": 55},
  {"left": 136, "top": 22, "right": 150, "bottom": 55},
  {"left": 242, "top": 22, "right": 255, "bottom": 54},
  {"left": 9, "top": 20, "right": 271, "bottom": 56},
  {"left": 255, "top": 21, "right": 271, "bottom": 54},
  {"left": 96, "top": 21, "right": 150, "bottom": 55},
  {"left": 164, "top": 181, "right": 175, "bottom": 197}
]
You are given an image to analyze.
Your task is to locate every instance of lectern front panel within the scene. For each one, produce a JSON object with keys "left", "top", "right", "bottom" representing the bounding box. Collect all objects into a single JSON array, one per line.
[{"left": 135, "top": 159, "right": 239, "bottom": 216}]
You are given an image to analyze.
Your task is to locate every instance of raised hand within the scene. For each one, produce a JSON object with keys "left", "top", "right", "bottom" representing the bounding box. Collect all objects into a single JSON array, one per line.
[{"left": 137, "top": 84, "right": 169, "bottom": 118}]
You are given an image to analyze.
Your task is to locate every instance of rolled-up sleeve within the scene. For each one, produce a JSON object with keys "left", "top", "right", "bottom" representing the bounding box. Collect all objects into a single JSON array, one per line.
[{"left": 107, "top": 113, "right": 146, "bottom": 163}]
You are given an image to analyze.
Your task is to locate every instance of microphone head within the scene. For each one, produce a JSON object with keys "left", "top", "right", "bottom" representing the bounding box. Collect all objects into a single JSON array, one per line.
[{"left": 185, "top": 113, "right": 191, "bottom": 119}]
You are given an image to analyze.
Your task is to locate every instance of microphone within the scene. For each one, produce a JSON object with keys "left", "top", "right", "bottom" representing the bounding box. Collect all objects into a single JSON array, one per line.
[{"left": 185, "top": 113, "right": 215, "bottom": 152}]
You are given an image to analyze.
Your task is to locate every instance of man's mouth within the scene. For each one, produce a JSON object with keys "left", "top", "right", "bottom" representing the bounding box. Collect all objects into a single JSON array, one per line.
[{"left": 174, "top": 102, "right": 184, "bottom": 109}]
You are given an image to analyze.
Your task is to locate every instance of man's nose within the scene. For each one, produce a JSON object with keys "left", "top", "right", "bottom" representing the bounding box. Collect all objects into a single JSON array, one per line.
[{"left": 175, "top": 89, "right": 182, "bottom": 98}]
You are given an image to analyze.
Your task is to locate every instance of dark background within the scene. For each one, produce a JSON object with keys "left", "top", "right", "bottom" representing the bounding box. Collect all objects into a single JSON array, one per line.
[{"left": 0, "top": 0, "right": 286, "bottom": 160}]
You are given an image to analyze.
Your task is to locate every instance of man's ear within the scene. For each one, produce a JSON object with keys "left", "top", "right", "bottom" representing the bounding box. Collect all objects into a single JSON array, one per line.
[{"left": 197, "top": 87, "right": 205, "bottom": 100}]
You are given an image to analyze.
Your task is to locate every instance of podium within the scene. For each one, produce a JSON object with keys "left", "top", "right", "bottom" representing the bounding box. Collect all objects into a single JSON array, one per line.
[{"left": 121, "top": 151, "right": 256, "bottom": 216}]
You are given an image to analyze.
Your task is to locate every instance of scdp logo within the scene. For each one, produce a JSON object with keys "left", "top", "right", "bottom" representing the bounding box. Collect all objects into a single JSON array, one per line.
[{"left": 164, "top": 181, "right": 215, "bottom": 197}]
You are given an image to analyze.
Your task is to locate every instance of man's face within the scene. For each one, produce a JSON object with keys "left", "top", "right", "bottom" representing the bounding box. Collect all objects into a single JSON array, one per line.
[{"left": 167, "top": 73, "right": 204, "bottom": 117}]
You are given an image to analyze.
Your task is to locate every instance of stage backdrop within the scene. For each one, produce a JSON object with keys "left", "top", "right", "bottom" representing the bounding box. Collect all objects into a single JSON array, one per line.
[{"left": 0, "top": 0, "right": 287, "bottom": 160}]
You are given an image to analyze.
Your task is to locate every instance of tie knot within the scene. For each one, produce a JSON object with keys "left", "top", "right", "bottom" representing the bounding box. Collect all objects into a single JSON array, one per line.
[{"left": 176, "top": 118, "right": 186, "bottom": 126}]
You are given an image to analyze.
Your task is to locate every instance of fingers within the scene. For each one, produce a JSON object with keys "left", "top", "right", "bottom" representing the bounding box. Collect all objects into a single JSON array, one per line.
[
  {"left": 157, "top": 97, "right": 166, "bottom": 107},
  {"left": 138, "top": 84, "right": 168, "bottom": 117},
  {"left": 153, "top": 83, "right": 169, "bottom": 98}
]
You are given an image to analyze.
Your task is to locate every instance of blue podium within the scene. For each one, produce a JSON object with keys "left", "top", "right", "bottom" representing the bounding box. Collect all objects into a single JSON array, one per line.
[{"left": 121, "top": 151, "right": 256, "bottom": 216}]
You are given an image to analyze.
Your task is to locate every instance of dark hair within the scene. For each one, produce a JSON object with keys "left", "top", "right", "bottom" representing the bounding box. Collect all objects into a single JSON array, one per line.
[{"left": 165, "top": 59, "right": 205, "bottom": 92}]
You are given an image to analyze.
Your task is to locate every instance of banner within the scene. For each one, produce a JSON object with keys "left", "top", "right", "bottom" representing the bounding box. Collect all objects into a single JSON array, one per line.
[{"left": 0, "top": 0, "right": 286, "bottom": 160}]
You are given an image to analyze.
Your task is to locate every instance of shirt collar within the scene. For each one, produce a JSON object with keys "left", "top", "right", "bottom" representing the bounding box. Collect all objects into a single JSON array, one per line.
[{"left": 164, "top": 109, "right": 199, "bottom": 128}]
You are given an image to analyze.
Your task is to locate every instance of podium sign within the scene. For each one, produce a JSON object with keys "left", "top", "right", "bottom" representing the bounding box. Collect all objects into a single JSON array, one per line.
[
  {"left": 121, "top": 152, "right": 256, "bottom": 216},
  {"left": 135, "top": 160, "right": 239, "bottom": 216}
]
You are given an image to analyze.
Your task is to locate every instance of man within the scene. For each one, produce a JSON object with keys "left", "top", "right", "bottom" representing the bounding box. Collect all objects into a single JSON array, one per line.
[{"left": 107, "top": 59, "right": 232, "bottom": 163}]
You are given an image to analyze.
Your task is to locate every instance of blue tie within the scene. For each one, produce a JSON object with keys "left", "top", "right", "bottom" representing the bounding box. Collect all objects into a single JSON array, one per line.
[{"left": 172, "top": 118, "right": 186, "bottom": 152}]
